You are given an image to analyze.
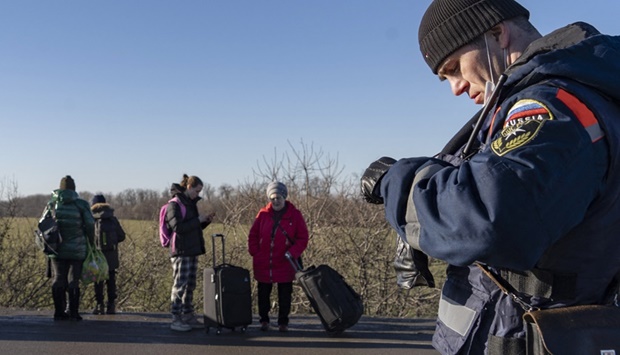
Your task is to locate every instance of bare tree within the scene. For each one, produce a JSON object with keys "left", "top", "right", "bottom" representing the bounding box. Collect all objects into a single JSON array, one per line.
[{"left": 0, "top": 178, "right": 20, "bottom": 252}]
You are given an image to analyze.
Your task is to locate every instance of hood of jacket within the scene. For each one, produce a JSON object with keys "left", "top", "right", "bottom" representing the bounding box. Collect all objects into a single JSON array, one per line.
[
  {"left": 502, "top": 22, "right": 620, "bottom": 102},
  {"left": 169, "top": 183, "right": 202, "bottom": 204},
  {"left": 51, "top": 189, "right": 79, "bottom": 204},
  {"left": 170, "top": 183, "right": 185, "bottom": 196},
  {"left": 91, "top": 203, "right": 115, "bottom": 219}
]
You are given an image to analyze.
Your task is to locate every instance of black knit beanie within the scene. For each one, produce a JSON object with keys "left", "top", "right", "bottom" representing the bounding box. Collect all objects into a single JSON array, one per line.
[
  {"left": 91, "top": 194, "right": 106, "bottom": 205},
  {"left": 419, "top": 0, "right": 529, "bottom": 74}
]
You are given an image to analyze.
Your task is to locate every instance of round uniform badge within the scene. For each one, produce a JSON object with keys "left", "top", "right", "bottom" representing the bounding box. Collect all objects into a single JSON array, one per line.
[{"left": 491, "top": 99, "right": 553, "bottom": 156}]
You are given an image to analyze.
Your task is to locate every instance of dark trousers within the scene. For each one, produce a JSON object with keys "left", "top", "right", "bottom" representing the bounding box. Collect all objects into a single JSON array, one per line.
[
  {"left": 51, "top": 258, "right": 83, "bottom": 290},
  {"left": 257, "top": 281, "right": 293, "bottom": 326},
  {"left": 94, "top": 269, "right": 117, "bottom": 305},
  {"left": 50, "top": 258, "right": 83, "bottom": 318}
]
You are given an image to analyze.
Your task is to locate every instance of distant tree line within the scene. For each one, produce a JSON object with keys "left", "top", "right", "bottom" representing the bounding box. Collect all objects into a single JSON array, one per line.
[{"left": 14, "top": 141, "right": 372, "bottom": 228}]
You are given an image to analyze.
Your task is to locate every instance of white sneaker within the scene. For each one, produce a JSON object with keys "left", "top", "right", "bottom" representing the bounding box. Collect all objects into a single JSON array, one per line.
[
  {"left": 170, "top": 314, "right": 192, "bottom": 332},
  {"left": 181, "top": 313, "right": 205, "bottom": 329}
]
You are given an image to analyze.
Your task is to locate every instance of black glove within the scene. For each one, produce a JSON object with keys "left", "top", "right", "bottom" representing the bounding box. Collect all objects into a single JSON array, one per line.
[
  {"left": 394, "top": 236, "right": 435, "bottom": 289},
  {"left": 360, "top": 156, "right": 397, "bottom": 204}
]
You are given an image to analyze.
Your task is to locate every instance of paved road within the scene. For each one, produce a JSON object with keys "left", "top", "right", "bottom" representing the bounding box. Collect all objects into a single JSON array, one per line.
[{"left": 0, "top": 308, "right": 439, "bottom": 355}]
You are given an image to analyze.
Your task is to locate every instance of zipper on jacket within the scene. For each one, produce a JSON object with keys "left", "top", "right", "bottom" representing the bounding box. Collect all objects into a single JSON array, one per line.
[{"left": 269, "top": 234, "right": 275, "bottom": 282}]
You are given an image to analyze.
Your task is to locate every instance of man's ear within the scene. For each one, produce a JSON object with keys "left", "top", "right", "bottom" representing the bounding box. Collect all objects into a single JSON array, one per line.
[{"left": 490, "top": 22, "right": 510, "bottom": 49}]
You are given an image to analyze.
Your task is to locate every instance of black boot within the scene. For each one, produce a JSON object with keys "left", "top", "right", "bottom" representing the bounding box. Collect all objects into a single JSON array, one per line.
[
  {"left": 93, "top": 282, "right": 104, "bottom": 315},
  {"left": 64, "top": 287, "right": 70, "bottom": 315},
  {"left": 92, "top": 303, "right": 104, "bottom": 315},
  {"left": 106, "top": 272, "right": 117, "bottom": 315},
  {"left": 52, "top": 287, "right": 70, "bottom": 321},
  {"left": 68, "top": 288, "right": 82, "bottom": 321},
  {"left": 106, "top": 302, "right": 116, "bottom": 315}
]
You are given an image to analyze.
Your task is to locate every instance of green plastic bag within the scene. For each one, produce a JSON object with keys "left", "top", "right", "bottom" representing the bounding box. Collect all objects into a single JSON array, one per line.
[{"left": 81, "top": 240, "right": 109, "bottom": 285}]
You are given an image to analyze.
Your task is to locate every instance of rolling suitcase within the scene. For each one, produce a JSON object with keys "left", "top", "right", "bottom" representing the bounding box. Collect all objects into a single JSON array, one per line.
[
  {"left": 203, "top": 233, "right": 252, "bottom": 334},
  {"left": 286, "top": 252, "right": 364, "bottom": 335}
]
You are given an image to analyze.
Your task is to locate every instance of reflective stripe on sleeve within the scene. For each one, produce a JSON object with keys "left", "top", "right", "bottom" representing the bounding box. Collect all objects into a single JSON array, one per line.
[{"left": 556, "top": 89, "right": 604, "bottom": 142}]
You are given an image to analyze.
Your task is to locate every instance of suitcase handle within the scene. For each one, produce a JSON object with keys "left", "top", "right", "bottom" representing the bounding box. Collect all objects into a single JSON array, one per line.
[
  {"left": 285, "top": 251, "right": 302, "bottom": 271},
  {"left": 212, "top": 233, "right": 225, "bottom": 267}
]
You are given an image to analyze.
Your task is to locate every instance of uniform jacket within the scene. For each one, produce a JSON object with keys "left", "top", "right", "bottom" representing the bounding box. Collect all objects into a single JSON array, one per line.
[
  {"left": 48, "top": 189, "right": 95, "bottom": 261},
  {"left": 91, "top": 203, "right": 126, "bottom": 270},
  {"left": 165, "top": 184, "right": 208, "bottom": 258},
  {"left": 380, "top": 23, "right": 620, "bottom": 354},
  {"left": 248, "top": 201, "right": 309, "bottom": 283}
]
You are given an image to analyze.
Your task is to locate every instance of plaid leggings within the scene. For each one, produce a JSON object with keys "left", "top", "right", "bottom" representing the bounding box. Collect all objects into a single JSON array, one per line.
[{"left": 170, "top": 256, "right": 198, "bottom": 315}]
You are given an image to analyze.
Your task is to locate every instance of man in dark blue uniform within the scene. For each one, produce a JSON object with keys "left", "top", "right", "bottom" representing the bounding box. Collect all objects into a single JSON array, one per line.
[{"left": 361, "top": 0, "right": 620, "bottom": 353}]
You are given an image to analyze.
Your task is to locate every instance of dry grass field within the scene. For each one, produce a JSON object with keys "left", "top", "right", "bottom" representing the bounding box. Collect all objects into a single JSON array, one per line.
[{"left": 0, "top": 217, "right": 446, "bottom": 318}]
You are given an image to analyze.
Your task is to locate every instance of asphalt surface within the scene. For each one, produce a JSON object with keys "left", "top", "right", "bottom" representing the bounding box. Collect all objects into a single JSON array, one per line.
[{"left": 0, "top": 308, "right": 440, "bottom": 355}]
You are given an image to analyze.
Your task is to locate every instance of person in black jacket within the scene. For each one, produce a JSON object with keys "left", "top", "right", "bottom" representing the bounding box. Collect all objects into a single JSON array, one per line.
[
  {"left": 90, "top": 194, "right": 126, "bottom": 315},
  {"left": 165, "top": 174, "right": 215, "bottom": 332}
]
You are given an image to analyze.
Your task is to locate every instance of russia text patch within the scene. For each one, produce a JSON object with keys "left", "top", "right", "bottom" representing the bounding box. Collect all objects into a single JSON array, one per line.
[{"left": 491, "top": 99, "right": 553, "bottom": 156}]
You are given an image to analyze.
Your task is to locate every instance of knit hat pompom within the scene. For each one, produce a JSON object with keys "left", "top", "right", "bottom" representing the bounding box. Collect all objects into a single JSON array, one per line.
[
  {"left": 266, "top": 181, "right": 288, "bottom": 199},
  {"left": 419, "top": 0, "right": 529, "bottom": 74},
  {"left": 59, "top": 175, "right": 76, "bottom": 191}
]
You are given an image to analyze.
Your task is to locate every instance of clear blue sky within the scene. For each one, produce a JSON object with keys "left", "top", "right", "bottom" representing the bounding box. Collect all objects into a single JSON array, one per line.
[{"left": 2, "top": 0, "right": 620, "bottom": 197}]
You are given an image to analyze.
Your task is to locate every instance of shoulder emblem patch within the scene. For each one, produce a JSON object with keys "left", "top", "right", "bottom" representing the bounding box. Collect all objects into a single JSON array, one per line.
[{"left": 491, "top": 99, "right": 553, "bottom": 156}]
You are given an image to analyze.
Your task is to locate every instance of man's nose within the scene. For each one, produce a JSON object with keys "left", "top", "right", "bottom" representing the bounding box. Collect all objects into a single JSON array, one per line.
[{"left": 449, "top": 78, "right": 468, "bottom": 97}]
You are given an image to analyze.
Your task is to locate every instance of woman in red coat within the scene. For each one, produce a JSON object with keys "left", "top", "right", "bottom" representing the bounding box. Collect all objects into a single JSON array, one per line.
[{"left": 248, "top": 181, "right": 309, "bottom": 332}]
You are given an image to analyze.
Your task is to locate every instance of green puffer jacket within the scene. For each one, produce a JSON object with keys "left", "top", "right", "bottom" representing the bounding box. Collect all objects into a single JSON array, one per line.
[{"left": 47, "top": 189, "right": 95, "bottom": 261}]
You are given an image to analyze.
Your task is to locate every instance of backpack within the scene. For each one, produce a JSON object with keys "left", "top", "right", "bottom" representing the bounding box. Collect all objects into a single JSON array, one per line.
[
  {"left": 95, "top": 217, "right": 120, "bottom": 251},
  {"left": 34, "top": 203, "right": 62, "bottom": 255},
  {"left": 158, "top": 197, "right": 186, "bottom": 248}
]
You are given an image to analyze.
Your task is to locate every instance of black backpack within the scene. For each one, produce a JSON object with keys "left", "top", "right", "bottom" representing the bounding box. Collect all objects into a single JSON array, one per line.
[
  {"left": 94, "top": 217, "right": 123, "bottom": 251},
  {"left": 35, "top": 203, "right": 62, "bottom": 255}
]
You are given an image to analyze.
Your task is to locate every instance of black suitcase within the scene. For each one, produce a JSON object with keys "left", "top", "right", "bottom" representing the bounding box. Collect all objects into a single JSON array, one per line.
[
  {"left": 203, "top": 233, "right": 252, "bottom": 334},
  {"left": 286, "top": 252, "right": 364, "bottom": 335}
]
